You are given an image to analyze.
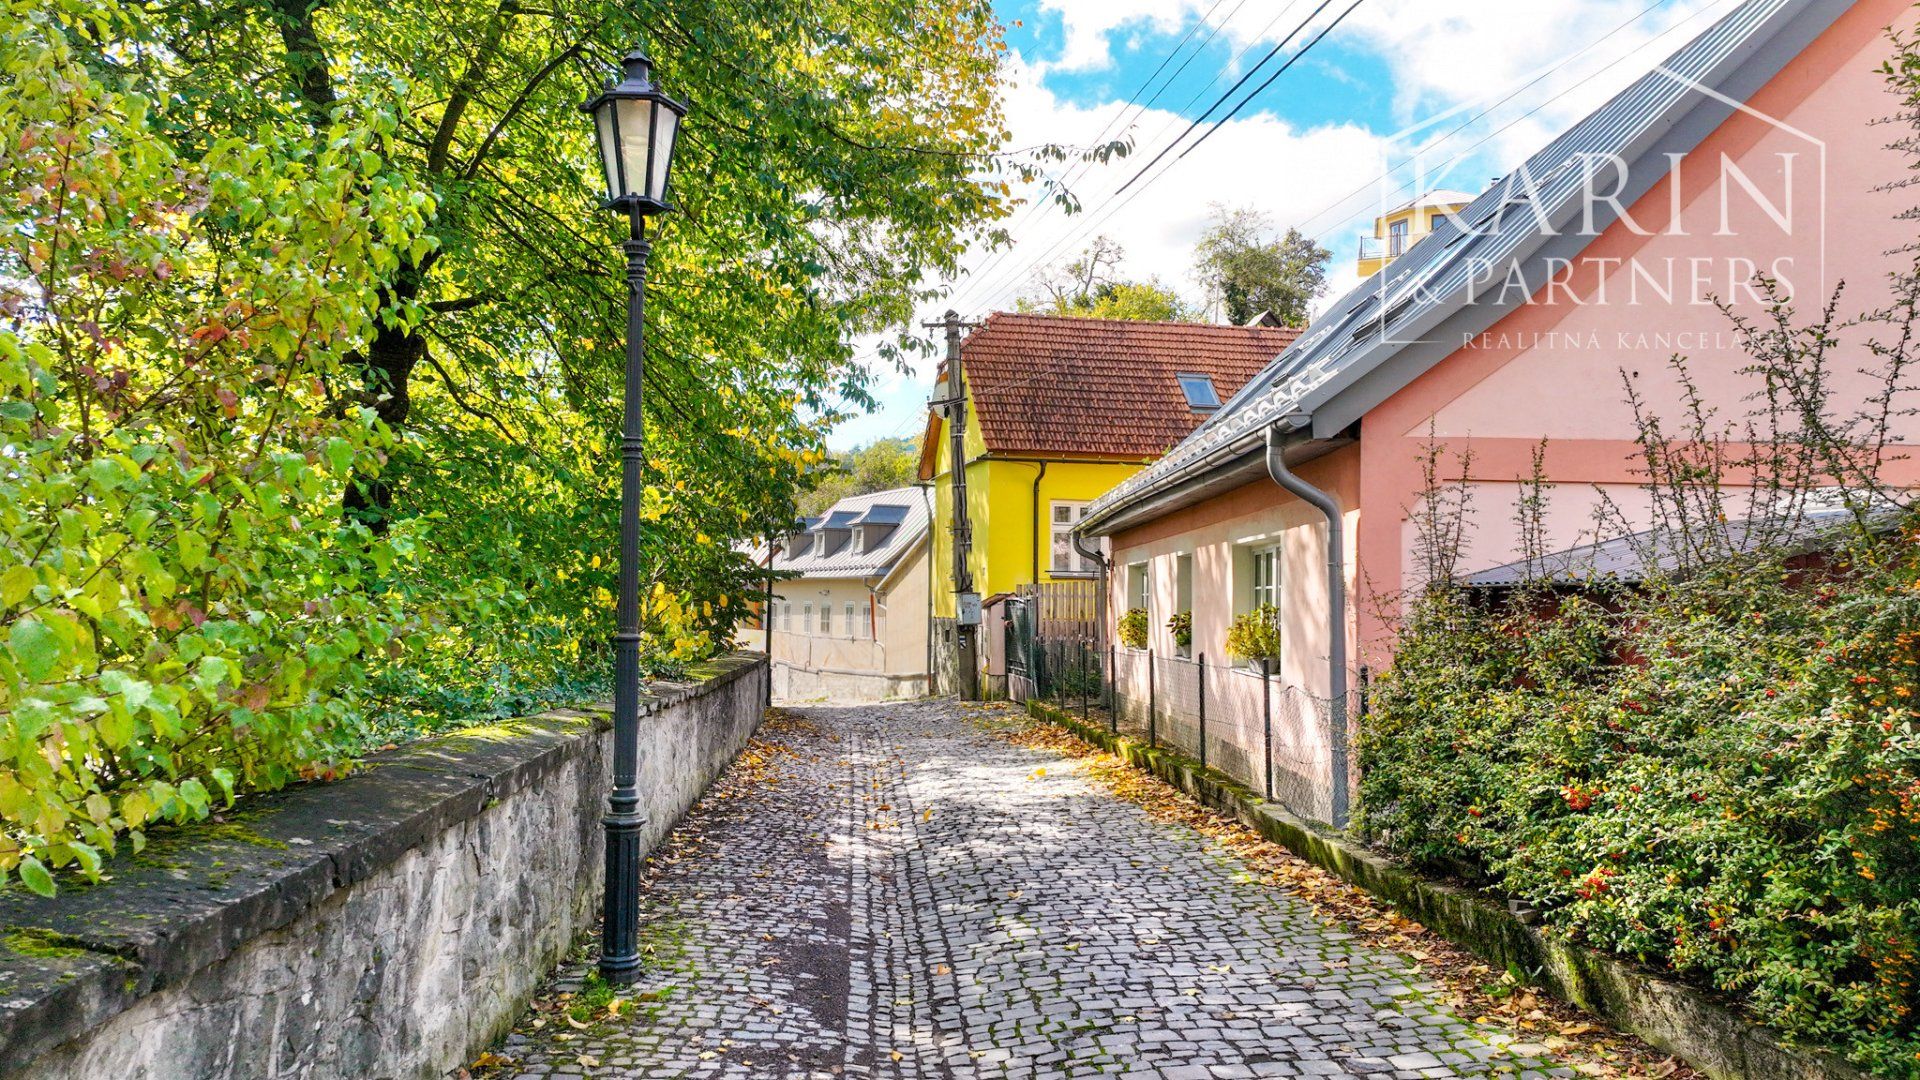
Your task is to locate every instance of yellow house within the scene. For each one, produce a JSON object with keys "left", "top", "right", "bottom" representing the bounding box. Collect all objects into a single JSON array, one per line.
[
  {"left": 1355, "top": 189, "right": 1474, "bottom": 278},
  {"left": 917, "top": 312, "right": 1300, "bottom": 693}
]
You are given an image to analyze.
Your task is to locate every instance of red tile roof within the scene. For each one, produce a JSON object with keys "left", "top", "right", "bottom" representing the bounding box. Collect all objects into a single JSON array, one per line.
[{"left": 949, "top": 312, "right": 1300, "bottom": 460}]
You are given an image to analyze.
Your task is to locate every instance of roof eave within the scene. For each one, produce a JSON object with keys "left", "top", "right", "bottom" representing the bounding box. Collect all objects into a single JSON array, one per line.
[{"left": 1080, "top": 426, "right": 1355, "bottom": 538}]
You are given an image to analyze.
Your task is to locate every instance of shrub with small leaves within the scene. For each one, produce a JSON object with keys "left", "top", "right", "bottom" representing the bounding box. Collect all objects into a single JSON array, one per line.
[
  {"left": 1360, "top": 542, "right": 1920, "bottom": 1075},
  {"left": 1167, "top": 610, "right": 1193, "bottom": 649},
  {"left": 1117, "top": 608, "right": 1149, "bottom": 649},
  {"left": 1225, "top": 605, "right": 1282, "bottom": 663}
]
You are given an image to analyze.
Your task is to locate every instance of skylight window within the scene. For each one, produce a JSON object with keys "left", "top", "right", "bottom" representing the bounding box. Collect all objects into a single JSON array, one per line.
[{"left": 1176, "top": 374, "right": 1221, "bottom": 411}]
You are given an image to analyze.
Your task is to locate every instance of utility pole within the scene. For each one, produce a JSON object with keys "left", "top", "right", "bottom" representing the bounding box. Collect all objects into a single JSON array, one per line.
[{"left": 926, "top": 310, "right": 980, "bottom": 700}]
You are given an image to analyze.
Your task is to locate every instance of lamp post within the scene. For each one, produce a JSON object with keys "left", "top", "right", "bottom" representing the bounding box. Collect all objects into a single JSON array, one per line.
[{"left": 583, "top": 48, "right": 687, "bottom": 986}]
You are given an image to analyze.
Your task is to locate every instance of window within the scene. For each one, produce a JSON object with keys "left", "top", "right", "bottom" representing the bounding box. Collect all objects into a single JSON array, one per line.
[
  {"left": 1232, "top": 543, "right": 1282, "bottom": 670},
  {"left": 1050, "top": 501, "right": 1097, "bottom": 574},
  {"left": 781, "top": 601, "right": 792, "bottom": 632},
  {"left": 1388, "top": 216, "right": 1410, "bottom": 255},
  {"left": 1176, "top": 374, "right": 1221, "bottom": 411},
  {"left": 1173, "top": 553, "right": 1194, "bottom": 658},
  {"left": 1127, "top": 562, "right": 1150, "bottom": 613},
  {"left": 860, "top": 603, "right": 873, "bottom": 639},
  {"left": 1250, "top": 546, "right": 1279, "bottom": 610},
  {"left": 820, "top": 600, "right": 831, "bottom": 636},
  {"left": 803, "top": 601, "right": 814, "bottom": 634},
  {"left": 844, "top": 602, "right": 856, "bottom": 639}
]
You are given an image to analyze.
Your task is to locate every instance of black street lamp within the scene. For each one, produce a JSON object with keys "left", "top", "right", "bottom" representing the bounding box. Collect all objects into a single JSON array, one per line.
[{"left": 582, "top": 48, "right": 687, "bottom": 986}]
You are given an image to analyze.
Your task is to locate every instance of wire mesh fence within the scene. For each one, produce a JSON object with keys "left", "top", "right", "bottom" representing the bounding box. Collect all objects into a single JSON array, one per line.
[
  {"left": 1102, "top": 648, "right": 1344, "bottom": 826},
  {"left": 998, "top": 582, "right": 1345, "bottom": 827}
]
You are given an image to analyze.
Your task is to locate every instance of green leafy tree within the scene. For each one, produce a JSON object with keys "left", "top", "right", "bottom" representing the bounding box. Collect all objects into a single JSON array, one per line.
[
  {"left": 1193, "top": 204, "right": 1329, "bottom": 326},
  {"left": 0, "top": 0, "right": 434, "bottom": 893},
  {"left": 798, "top": 438, "right": 921, "bottom": 517},
  {"left": 74, "top": 0, "right": 1059, "bottom": 714},
  {"left": 0, "top": 0, "right": 1076, "bottom": 890}
]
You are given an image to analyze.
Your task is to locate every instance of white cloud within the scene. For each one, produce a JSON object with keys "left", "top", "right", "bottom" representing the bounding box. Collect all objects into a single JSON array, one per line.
[
  {"left": 947, "top": 52, "right": 1397, "bottom": 315},
  {"left": 1037, "top": 0, "right": 1211, "bottom": 71}
]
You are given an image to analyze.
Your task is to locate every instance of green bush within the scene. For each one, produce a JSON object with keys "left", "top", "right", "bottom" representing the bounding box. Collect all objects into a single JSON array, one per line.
[
  {"left": 1117, "top": 608, "right": 1149, "bottom": 649},
  {"left": 1225, "top": 605, "right": 1282, "bottom": 663},
  {"left": 0, "top": 2, "right": 442, "bottom": 895},
  {"left": 1359, "top": 537, "right": 1920, "bottom": 1075},
  {"left": 1167, "top": 610, "right": 1193, "bottom": 649}
]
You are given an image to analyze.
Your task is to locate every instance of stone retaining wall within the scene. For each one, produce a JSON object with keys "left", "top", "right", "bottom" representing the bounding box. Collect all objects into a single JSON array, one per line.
[{"left": 0, "top": 654, "right": 767, "bottom": 1080}]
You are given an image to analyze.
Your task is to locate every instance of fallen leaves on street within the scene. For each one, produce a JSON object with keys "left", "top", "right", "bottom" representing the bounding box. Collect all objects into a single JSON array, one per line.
[{"left": 990, "top": 708, "right": 1700, "bottom": 1080}]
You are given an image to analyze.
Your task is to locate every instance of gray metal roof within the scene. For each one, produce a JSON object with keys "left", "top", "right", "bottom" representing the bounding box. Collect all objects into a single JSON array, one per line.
[
  {"left": 765, "top": 487, "right": 929, "bottom": 580},
  {"left": 856, "top": 503, "right": 910, "bottom": 526},
  {"left": 1081, "top": 0, "right": 1847, "bottom": 535},
  {"left": 1463, "top": 506, "right": 1892, "bottom": 587}
]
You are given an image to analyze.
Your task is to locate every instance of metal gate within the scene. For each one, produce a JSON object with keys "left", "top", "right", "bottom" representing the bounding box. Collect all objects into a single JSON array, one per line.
[
  {"left": 1005, "top": 580, "right": 1101, "bottom": 707},
  {"left": 1006, "top": 596, "right": 1036, "bottom": 701}
]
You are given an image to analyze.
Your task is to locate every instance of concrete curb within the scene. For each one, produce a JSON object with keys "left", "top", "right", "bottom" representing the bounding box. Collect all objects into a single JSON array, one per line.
[{"left": 1025, "top": 700, "right": 1872, "bottom": 1080}]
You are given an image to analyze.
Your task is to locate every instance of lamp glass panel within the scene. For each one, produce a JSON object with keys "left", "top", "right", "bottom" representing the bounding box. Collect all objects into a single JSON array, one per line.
[
  {"left": 614, "top": 97, "right": 657, "bottom": 201},
  {"left": 593, "top": 103, "right": 621, "bottom": 199},
  {"left": 647, "top": 107, "right": 679, "bottom": 205}
]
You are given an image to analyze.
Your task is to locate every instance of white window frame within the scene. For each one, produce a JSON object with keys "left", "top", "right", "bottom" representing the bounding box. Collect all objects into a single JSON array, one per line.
[
  {"left": 781, "top": 601, "right": 792, "bottom": 632},
  {"left": 860, "top": 602, "right": 873, "bottom": 640},
  {"left": 1250, "top": 545, "right": 1279, "bottom": 611},
  {"left": 1126, "top": 561, "right": 1150, "bottom": 622},
  {"left": 843, "top": 601, "right": 856, "bottom": 639},
  {"left": 1173, "top": 552, "right": 1194, "bottom": 658},
  {"left": 1050, "top": 501, "right": 1097, "bottom": 575},
  {"left": 803, "top": 601, "right": 814, "bottom": 634},
  {"left": 820, "top": 599, "right": 832, "bottom": 636},
  {"left": 1241, "top": 544, "right": 1281, "bottom": 672}
]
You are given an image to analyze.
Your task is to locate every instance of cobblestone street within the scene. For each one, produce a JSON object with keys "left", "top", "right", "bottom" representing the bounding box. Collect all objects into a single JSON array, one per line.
[{"left": 474, "top": 701, "right": 1572, "bottom": 1080}]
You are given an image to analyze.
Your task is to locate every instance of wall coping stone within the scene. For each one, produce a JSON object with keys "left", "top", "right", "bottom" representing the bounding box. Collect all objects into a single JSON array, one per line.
[
  {"left": 1025, "top": 700, "right": 1872, "bottom": 1080},
  {"left": 0, "top": 653, "right": 763, "bottom": 1074}
]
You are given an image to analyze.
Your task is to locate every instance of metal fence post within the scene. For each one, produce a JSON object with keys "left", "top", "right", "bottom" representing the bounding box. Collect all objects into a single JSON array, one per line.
[
  {"left": 1108, "top": 644, "right": 1118, "bottom": 732},
  {"left": 1034, "top": 633, "right": 1047, "bottom": 702},
  {"left": 1080, "top": 639, "right": 1089, "bottom": 722},
  {"left": 1197, "top": 653, "right": 1208, "bottom": 770},
  {"left": 1147, "top": 648, "right": 1157, "bottom": 748},
  {"left": 1261, "top": 658, "right": 1273, "bottom": 801}
]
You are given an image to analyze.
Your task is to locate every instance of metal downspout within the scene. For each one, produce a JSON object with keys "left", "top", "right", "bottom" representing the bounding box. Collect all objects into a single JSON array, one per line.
[
  {"left": 1029, "top": 461, "right": 1050, "bottom": 583},
  {"left": 1264, "top": 421, "right": 1350, "bottom": 828},
  {"left": 1070, "top": 531, "right": 1109, "bottom": 653}
]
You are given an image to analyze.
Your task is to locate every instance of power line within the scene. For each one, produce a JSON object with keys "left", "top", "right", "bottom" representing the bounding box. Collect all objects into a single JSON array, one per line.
[
  {"left": 951, "top": 0, "right": 1340, "bottom": 314},
  {"left": 1291, "top": 0, "right": 1735, "bottom": 249},
  {"left": 1160, "top": 0, "right": 1368, "bottom": 172},
  {"left": 953, "top": 0, "right": 1251, "bottom": 305},
  {"left": 947, "top": 0, "right": 1315, "bottom": 312},
  {"left": 1112, "top": 0, "right": 1343, "bottom": 196}
]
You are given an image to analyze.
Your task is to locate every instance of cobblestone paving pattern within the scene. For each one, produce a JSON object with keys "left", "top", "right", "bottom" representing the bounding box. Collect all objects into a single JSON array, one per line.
[{"left": 476, "top": 700, "right": 1572, "bottom": 1080}]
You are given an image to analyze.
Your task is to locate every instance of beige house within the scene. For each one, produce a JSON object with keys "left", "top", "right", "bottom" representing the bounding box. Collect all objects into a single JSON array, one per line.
[{"left": 745, "top": 487, "right": 930, "bottom": 702}]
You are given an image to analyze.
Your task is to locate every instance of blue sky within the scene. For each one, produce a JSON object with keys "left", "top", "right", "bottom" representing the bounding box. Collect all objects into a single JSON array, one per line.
[{"left": 825, "top": 0, "right": 1728, "bottom": 450}]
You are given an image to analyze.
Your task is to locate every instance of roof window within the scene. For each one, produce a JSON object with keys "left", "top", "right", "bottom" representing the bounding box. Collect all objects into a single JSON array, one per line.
[{"left": 1176, "top": 374, "right": 1221, "bottom": 411}]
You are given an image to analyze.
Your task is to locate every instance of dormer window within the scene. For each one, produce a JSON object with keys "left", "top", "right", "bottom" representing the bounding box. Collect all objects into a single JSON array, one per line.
[
  {"left": 1176, "top": 373, "right": 1221, "bottom": 412},
  {"left": 851, "top": 504, "right": 907, "bottom": 554}
]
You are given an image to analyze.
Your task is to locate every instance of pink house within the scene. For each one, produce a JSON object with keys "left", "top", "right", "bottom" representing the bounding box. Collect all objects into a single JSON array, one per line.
[{"left": 1075, "top": 0, "right": 1920, "bottom": 826}]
